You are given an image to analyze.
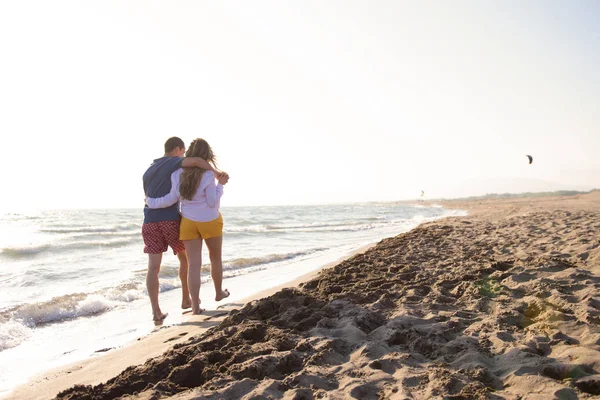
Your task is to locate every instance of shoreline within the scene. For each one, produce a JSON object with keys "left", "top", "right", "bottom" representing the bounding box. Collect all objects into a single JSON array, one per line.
[
  {"left": 51, "top": 191, "right": 600, "bottom": 399},
  {"left": 11, "top": 192, "right": 600, "bottom": 399},
  {"left": 6, "top": 243, "right": 377, "bottom": 400}
]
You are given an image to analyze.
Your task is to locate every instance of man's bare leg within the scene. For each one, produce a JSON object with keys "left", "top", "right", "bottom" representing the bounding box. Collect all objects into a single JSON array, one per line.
[
  {"left": 176, "top": 251, "right": 192, "bottom": 309},
  {"left": 205, "top": 236, "right": 230, "bottom": 301},
  {"left": 183, "top": 238, "right": 203, "bottom": 314},
  {"left": 147, "top": 253, "right": 167, "bottom": 321}
]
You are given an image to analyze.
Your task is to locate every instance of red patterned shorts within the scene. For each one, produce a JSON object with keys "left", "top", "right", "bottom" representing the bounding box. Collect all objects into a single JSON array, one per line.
[{"left": 142, "top": 220, "right": 185, "bottom": 255}]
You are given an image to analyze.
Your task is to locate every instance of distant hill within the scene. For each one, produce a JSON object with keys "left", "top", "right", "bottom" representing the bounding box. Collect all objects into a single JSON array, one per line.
[
  {"left": 442, "top": 189, "right": 597, "bottom": 202},
  {"left": 423, "top": 176, "right": 597, "bottom": 201}
]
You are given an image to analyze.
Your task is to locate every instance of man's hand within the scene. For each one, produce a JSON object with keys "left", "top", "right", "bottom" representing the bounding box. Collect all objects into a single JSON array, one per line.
[{"left": 217, "top": 171, "right": 229, "bottom": 185}]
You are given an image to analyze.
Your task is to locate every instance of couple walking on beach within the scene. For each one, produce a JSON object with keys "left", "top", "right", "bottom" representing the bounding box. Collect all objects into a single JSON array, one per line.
[{"left": 142, "top": 137, "right": 230, "bottom": 322}]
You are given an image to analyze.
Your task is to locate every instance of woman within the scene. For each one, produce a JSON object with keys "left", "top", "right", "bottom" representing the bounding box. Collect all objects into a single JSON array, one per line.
[{"left": 146, "top": 138, "right": 229, "bottom": 314}]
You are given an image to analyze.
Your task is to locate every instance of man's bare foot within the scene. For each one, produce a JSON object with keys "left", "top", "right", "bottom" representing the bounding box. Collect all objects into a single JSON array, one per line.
[
  {"left": 153, "top": 312, "right": 168, "bottom": 325},
  {"left": 215, "top": 289, "right": 230, "bottom": 302},
  {"left": 191, "top": 307, "right": 205, "bottom": 315},
  {"left": 182, "top": 298, "right": 192, "bottom": 310}
]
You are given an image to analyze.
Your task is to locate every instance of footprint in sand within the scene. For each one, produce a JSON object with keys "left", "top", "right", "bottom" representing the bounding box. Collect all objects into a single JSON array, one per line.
[
  {"left": 202, "top": 312, "right": 230, "bottom": 321},
  {"left": 164, "top": 332, "right": 189, "bottom": 343}
]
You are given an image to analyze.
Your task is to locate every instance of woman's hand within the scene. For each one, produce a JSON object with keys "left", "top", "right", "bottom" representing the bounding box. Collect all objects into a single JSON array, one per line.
[{"left": 217, "top": 171, "right": 229, "bottom": 185}]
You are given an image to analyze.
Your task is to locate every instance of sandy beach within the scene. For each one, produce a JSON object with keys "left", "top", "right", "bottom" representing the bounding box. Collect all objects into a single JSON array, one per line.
[{"left": 12, "top": 192, "right": 600, "bottom": 399}]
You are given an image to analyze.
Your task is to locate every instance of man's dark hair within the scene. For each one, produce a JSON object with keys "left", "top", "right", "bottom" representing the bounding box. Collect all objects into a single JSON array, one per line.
[{"left": 164, "top": 137, "right": 185, "bottom": 153}]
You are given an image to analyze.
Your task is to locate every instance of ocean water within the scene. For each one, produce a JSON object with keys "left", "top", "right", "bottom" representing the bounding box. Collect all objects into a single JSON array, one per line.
[{"left": 0, "top": 203, "right": 464, "bottom": 395}]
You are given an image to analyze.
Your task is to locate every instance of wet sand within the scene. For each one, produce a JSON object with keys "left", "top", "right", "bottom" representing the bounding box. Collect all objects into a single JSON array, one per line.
[{"left": 17, "top": 192, "right": 600, "bottom": 399}]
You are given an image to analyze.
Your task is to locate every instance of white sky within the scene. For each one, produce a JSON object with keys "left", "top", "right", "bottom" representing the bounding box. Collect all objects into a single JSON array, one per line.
[{"left": 0, "top": 1, "right": 598, "bottom": 211}]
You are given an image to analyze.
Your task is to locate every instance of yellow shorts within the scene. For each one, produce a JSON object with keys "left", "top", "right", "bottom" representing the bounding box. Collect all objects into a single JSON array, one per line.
[{"left": 180, "top": 214, "right": 223, "bottom": 240}]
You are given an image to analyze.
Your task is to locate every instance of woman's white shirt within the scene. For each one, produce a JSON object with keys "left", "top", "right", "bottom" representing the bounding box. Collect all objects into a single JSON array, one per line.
[{"left": 146, "top": 168, "right": 223, "bottom": 222}]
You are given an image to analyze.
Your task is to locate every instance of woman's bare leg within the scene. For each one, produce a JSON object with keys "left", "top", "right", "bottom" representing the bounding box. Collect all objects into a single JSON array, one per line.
[
  {"left": 204, "top": 236, "right": 230, "bottom": 301},
  {"left": 176, "top": 251, "right": 192, "bottom": 309},
  {"left": 183, "top": 238, "right": 203, "bottom": 314}
]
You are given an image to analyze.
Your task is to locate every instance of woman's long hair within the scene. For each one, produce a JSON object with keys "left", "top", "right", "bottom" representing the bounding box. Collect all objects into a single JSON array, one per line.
[{"left": 180, "top": 138, "right": 217, "bottom": 201}]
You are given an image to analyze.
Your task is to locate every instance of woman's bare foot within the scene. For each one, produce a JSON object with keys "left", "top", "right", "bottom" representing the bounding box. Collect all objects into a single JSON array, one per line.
[
  {"left": 191, "top": 307, "right": 205, "bottom": 315},
  {"left": 215, "top": 289, "right": 230, "bottom": 302},
  {"left": 182, "top": 298, "right": 192, "bottom": 310}
]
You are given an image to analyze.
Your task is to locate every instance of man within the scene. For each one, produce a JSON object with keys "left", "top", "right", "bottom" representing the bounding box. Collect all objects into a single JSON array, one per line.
[{"left": 142, "top": 137, "right": 222, "bottom": 322}]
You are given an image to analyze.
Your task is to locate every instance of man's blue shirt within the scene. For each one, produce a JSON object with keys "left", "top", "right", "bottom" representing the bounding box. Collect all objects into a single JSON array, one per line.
[{"left": 143, "top": 156, "right": 183, "bottom": 223}]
